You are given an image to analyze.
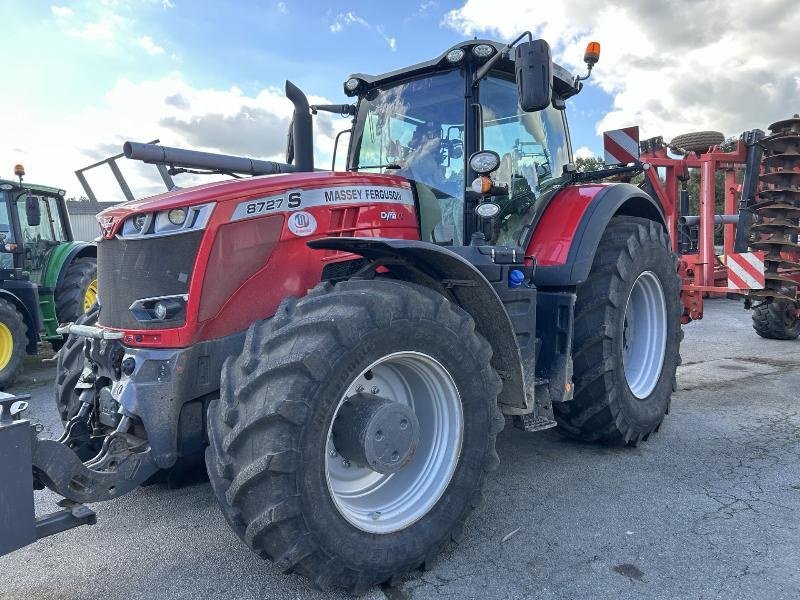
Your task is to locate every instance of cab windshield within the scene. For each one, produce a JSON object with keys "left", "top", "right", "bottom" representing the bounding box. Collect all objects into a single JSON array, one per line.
[{"left": 352, "top": 70, "right": 465, "bottom": 245}]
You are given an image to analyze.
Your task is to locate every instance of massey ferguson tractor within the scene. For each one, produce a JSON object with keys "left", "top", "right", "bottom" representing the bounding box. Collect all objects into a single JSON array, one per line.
[{"left": 3, "top": 36, "right": 692, "bottom": 592}]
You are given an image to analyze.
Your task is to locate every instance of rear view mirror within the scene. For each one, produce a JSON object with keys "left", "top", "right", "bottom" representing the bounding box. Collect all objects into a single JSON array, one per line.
[
  {"left": 515, "top": 40, "right": 552, "bottom": 112},
  {"left": 25, "top": 193, "right": 41, "bottom": 227}
]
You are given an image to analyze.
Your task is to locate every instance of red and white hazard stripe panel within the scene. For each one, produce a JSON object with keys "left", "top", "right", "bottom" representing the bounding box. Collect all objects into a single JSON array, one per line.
[
  {"left": 726, "top": 251, "right": 766, "bottom": 290},
  {"left": 603, "top": 127, "right": 640, "bottom": 165}
]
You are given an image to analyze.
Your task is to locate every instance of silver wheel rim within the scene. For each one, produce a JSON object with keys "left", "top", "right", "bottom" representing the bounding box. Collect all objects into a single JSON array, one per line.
[
  {"left": 622, "top": 271, "right": 667, "bottom": 399},
  {"left": 325, "top": 351, "right": 463, "bottom": 534}
]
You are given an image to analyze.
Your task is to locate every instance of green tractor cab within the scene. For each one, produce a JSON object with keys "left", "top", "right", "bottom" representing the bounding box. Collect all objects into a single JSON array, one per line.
[{"left": 0, "top": 165, "right": 96, "bottom": 388}]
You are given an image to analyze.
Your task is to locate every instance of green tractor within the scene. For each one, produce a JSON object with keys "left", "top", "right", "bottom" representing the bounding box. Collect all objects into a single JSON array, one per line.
[{"left": 0, "top": 164, "right": 97, "bottom": 388}]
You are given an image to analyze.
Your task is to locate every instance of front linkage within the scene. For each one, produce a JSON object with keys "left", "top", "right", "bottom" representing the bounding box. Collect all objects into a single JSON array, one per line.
[
  {"left": 0, "top": 393, "right": 97, "bottom": 556},
  {"left": 0, "top": 327, "right": 163, "bottom": 557}
]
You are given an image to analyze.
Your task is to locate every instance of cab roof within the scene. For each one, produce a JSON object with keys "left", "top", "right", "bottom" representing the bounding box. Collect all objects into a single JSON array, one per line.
[
  {"left": 0, "top": 178, "right": 65, "bottom": 196},
  {"left": 346, "top": 38, "right": 579, "bottom": 98}
]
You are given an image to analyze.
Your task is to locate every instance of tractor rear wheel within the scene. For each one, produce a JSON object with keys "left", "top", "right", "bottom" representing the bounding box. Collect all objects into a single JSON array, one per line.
[
  {"left": 752, "top": 300, "right": 800, "bottom": 340},
  {"left": 0, "top": 299, "right": 27, "bottom": 390},
  {"left": 55, "top": 257, "right": 98, "bottom": 325},
  {"left": 55, "top": 304, "right": 98, "bottom": 423},
  {"left": 554, "top": 216, "right": 682, "bottom": 444},
  {"left": 205, "top": 279, "right": 503, "bottom": 593}
]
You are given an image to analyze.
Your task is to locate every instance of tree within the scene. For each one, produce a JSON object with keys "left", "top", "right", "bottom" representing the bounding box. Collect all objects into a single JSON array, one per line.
[{"left": 575, "top": 156, "right": 605, "bottom": 172}]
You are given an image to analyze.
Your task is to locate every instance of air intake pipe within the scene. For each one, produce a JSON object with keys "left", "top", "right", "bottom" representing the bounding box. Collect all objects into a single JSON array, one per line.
[
  {"left": 285, "top": 80, "right": 314, "bottom": 172},
  {"left": 123, "top": 142, "right": 295, "bottom": 176}
]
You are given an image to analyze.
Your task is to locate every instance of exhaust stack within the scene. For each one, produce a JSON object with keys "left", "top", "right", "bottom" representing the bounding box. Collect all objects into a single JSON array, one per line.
[{"left": 285, "top": 80, "right": 314, "bottom": 172}]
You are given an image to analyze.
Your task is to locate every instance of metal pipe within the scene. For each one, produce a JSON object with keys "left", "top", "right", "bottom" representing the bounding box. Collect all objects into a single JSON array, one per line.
[
  {"left": 123, "top": 142, "right": 295, "bottom": 176},
  {"left": 679, "top": 214, "right": 740, "bottom": 226},
  {"left": 700, "top": 160, "right": 716, "bottom": 287},
  {"left": 285, "top": 80, "right": 314, "bottom": 172}
]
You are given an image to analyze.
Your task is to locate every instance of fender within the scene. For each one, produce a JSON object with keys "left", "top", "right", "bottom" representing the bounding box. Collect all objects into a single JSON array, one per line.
[
  {"left": 528, "top": 183, "right": 665, "bottom": 287},
  {"left": 308, "top": 237, "right": 529, "bottom": 411},
  {"left": 0, "top": 284, "right": 41, "bottom": 354},
  {"left": 49, "top": 242, "right": 96, "bottom": 291}
]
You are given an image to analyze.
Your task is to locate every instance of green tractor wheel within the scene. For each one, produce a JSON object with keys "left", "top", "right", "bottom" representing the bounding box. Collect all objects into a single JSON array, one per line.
[
  {"left": 55, "top": 257, "right": 98, "bottom": 324},
  {"left": 0, "top": 298, "right": 28, "bottom": 390}
]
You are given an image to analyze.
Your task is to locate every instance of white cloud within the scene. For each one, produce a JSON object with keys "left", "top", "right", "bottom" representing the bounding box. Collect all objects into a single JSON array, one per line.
[
  {"left": 574, "top": 146, "right": 595, "bottom": 159},
  {"left": 137, "top": 35, "right": 165, "bottom": 56},
  {"left": 377, "top": 26, "right": 397, "bottom": 51},
  {"left": 276, "top": 2, "right": 287, "bottom": 14},
  {"left": 330, "top": 11, "right": 370, "bottom": 33},
  {"left": 162, "top": 0, "right": 175, "bottom": 8},
  {"left": 330, "top": 12, "right": 396, "bottom": 50},
  {"left": 0, "top": 77, "right": 351, "bottom": 203},
  {"left": 443, "top": 0, "right": 800, "bottom": 141},
  {"left": 63, "top": 13, "right": 125, "bottom": 42},
  {"left": 50, "top": 5, "right": 73, "bottom": 17}
]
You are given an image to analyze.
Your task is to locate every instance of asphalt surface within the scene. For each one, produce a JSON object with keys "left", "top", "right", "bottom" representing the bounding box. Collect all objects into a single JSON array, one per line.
[{"left": 1, "top": 298, "right": 799, "bottom": 600}]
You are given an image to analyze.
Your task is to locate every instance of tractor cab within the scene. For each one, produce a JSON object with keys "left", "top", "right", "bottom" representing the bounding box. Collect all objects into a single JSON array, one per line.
[
  {"left": 0, "top": 167, "right": 96, "bottom": 388},
  {"left": 0, "top": 177, "right": 73, "bottom": 283},
  {"left": 345, "top": 39, "right": 578, "bottom": 247}
]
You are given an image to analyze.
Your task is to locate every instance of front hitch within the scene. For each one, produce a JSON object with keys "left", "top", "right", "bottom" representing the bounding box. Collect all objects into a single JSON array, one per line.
[
  {"left": 0, "top": 389, "right": 159, "bottom": 557},
  {"left": 0, "top": 393, "right": 96, "bottom": 556}
]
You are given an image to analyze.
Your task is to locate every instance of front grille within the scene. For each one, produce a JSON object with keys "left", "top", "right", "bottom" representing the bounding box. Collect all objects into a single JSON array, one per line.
[{"left": 97, "top": 232, "right": 202, "bottom": 330}]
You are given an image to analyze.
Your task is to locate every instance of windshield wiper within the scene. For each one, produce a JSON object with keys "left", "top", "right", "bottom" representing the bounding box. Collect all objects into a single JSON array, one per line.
[{"left": 355, "top": 164, "right": 402, "bottom": 170}]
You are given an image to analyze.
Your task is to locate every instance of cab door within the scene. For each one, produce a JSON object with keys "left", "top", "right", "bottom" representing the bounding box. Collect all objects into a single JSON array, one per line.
[
  {"left": 478, "top": 74, "right": 572, "bottom": 246},
  {"left": 15, "top": 193, "right": 62, "bottom": 285}
]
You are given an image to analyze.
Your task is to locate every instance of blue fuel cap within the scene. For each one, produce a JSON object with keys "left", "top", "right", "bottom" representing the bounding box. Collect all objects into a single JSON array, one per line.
[{"left": 508, "top": 269, "right": 525, "bottom": 289}]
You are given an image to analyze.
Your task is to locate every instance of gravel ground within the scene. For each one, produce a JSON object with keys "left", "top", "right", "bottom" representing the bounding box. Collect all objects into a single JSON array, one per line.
[{"left": 1, "top": 298, "right": 799, "bottom": 599}]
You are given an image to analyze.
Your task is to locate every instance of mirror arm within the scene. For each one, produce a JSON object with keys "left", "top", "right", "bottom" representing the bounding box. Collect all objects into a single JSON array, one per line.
[{"left": 472, "top": 31, "right": 532, "bottom": 86}]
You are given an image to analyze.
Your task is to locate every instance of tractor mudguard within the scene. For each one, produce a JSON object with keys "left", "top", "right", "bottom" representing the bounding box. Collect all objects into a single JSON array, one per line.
[
  {"left": 46, "top": 241, "right": 96, "bottom": 291},
  {"left": 307, "top": 237, "right": 530, "bottom": 412},
  {"left": 528, "top": 183, "right": 666, "bottom": 287},
  {"left": 0, "top": 284, "right": 41, "bottom": 354}
]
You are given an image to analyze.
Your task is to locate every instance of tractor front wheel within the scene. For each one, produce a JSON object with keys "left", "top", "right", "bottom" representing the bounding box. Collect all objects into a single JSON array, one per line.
[
  {"left": 0, "top": 299, "right": 27, "bottom": 390},
  {"left": 554, "top": 216, "right": 682, "bottom": 444},
  {"left": 752, "top": 300, "right": 800, "bottom": 340},
  {"left": 205, "top": 279, "right": 503, "bottom": 593},
  {"left": 55, "top": 256, "right": 98, "bottom": 325},
  {"left": 55, "top": 304, "right": 99, "bottom": 423}
]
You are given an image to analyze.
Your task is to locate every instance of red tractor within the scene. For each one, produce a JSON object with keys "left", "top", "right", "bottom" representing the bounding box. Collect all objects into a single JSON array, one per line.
[{"left": 2, "top": 36, "right": 685, "bottom": 592}]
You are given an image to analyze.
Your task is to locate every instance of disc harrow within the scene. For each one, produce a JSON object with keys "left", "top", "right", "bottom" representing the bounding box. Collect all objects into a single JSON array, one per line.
[{"left": 749, "top": 114, "right": 800, "bottom": 301}]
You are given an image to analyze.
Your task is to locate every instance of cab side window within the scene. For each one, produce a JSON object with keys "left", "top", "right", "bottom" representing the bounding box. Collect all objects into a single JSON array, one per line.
[{"left": 480, "top": 75, "right": 571, "bottom": 245}]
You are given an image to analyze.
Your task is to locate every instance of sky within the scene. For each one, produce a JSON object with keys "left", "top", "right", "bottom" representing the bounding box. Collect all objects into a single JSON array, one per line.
[{"left": 0, "top": 0, "right": 798, "bottom": 202}]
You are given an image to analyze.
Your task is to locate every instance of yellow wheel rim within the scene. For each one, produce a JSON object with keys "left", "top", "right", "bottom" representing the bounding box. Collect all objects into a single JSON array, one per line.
[
  {"left": 0, "top": 322, "right": 13, "bottom": 371},
  {"left": 84, "top": 279, "right": 98, "bottom": 312}
]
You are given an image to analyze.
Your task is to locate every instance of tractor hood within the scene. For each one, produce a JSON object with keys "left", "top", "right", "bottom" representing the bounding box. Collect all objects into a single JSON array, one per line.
[{"left": 96, "top": 171, "right": 412, "bottom": 239}]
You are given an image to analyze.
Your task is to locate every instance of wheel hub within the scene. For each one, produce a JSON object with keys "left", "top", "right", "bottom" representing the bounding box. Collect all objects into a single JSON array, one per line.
[
  {"left": 325, "top": 351, "right": 463, "bottom": 534},
  {"left": 331, "top": 393, "right": 420, "bottom": 474},
  {"left": 622, "top": 270, "right": 667, "bottom": 399}
]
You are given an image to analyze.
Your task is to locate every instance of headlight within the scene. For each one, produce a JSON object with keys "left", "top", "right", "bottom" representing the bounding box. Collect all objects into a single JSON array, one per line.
[
  {"left": 120, "top": 202, "right": 214, "bottom": 239},
  {"left": 472, "top": 44, "right": 495, "bottom": 58},
  {"left": 445, "top": 48, "right": 465, "bottom": 63},
  {"left": 469, "top": 150, "right": 501, "bottom": 175},
  {"left": 167, "top": 207, "right": 187, "bottom": 226},
  {"left": 132, "top": 213, "right": 148, "bottom": 231},
  {"left": 344, "top": 78, "right": 362, "bottom": 96},
  {"left": 129, "top": 294, "right": 187, "bottom": 323},
  {"left": 475, "top": 202, "right": 500, "bottom": 218},
  {"left": 154, "top": 301, "right": 168, "bottom": 320}
]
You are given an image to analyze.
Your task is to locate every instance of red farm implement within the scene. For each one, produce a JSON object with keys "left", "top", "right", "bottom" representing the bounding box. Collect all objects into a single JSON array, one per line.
[{"left": 604, "top": 121, "right": 800, "bottom": 331}]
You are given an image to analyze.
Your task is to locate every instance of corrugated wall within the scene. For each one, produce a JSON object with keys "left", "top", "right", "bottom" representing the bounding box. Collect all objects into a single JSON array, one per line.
[{"left": 69, "top": 214, "right": 102, "bottom": 242}]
